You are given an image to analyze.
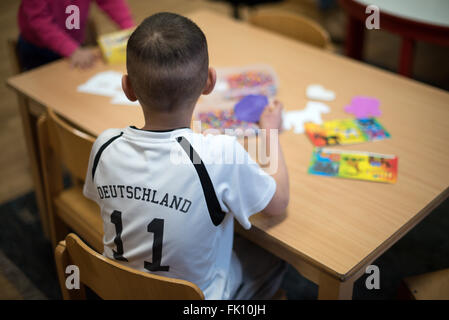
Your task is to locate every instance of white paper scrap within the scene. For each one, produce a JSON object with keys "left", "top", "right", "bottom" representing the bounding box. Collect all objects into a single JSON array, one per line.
[
  {"left": 77, "top": 71, "right": 138, "bottom": 106},
  {"left": 306, "top": 84, "right": 336, "bottom": 101},
  {"left": 283, "top": 101, "right": 330, "bottom": 134}
]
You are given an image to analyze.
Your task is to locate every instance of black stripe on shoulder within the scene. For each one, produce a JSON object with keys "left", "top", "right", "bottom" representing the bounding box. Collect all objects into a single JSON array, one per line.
[
  {"left": 176, "top": 136, "right": 226, "bottom": 226},
  {"left": 91, "top": 132, "right": 123, "bottom": 180}
]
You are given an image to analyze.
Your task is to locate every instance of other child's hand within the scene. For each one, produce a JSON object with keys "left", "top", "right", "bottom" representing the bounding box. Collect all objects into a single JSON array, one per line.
[
  {"left": 259, "top": 100, "right": 283, "bottom": 131},
  {"left": 70, "top": 47, "right": 99, "bottom": 69}
]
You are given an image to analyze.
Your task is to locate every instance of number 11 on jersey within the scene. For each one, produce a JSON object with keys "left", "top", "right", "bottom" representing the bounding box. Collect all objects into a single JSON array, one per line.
[{"left": 110, "top": 210, "right": 170, "bottom": 271}]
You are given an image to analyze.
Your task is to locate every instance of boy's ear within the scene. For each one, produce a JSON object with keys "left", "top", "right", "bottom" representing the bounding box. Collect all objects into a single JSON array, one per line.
[
  {"left": 202, "top": 67, "right": 216, "bottom": 95},
  {"left": 122, "top": 74, "right": 138, "bottom": 102}
]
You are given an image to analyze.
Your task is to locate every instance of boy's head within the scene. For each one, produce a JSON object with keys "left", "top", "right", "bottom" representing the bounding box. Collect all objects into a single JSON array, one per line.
[{"left": 123, "top": 12, "right": 214, "bottom": 112}]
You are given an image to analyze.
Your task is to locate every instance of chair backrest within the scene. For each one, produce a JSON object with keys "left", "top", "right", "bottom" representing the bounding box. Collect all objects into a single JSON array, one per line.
[
  {"left": 55, "top": 233, "right": 204, "bottom": 300},
  {"left": 47, "top": 108, "right": 95, "bottom": 182},
  {"left": 37, "top": 111, "right": 97, "bottom": 249},
  {"left": 7, "top": 38, "right": 22, "bottom": 75},
  {"left": 248, "top": 10, "right": 331, "bottom": 49}
]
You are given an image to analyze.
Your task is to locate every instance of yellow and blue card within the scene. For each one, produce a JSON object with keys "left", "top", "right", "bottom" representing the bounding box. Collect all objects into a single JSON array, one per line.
[
  {"left": 305, "top": 118, "right": 390, "bottom": 147},
  {"left": 308, "top": 148, "right": 398, "bottom": 183}
]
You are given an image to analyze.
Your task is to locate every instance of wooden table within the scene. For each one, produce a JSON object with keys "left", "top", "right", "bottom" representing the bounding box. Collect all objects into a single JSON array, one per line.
[
  {"left": 340, "top": 0, "right": 449, "bottom": 77},
  {"left": 7, "top": 10, "right": 449, "bottom": 299}
]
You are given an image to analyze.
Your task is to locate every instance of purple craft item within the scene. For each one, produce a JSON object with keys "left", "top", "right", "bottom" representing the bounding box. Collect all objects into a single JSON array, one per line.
[
  {"left": 345, "top": 96, "right": 381, "bottom": 119},
  {"left": 234, "top": 94, "right": 268, "bottom": 123}
]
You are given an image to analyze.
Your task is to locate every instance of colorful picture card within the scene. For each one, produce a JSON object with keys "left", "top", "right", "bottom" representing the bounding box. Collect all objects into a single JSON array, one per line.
[
  {"left": 305, "top": 118, "right": 390, "bottom": 147},
  {"left": 308, "top": 148, "right": 398, "bottom": 183}
]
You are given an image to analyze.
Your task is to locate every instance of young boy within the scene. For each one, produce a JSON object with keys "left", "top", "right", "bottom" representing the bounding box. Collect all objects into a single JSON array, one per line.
[
  {"left": 83, "top": 12, "right": 290, "bottom": 300},
  {"left": 17, "top": 0, "right": 134, "bottom": 70}
]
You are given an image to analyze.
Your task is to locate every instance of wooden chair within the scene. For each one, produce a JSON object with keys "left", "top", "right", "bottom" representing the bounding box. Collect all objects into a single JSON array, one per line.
[
  {"left": 55, "top": 233, "right": 204, "bottom": 300},
  {"left": 399, "top": 268, "right": 449, "bottom": 300},
  {"left": 248, "top": 9, "right": 332, "bottom": 50},
  {"left": 37, "top": 109, "right": 103, "bottom": 252}
]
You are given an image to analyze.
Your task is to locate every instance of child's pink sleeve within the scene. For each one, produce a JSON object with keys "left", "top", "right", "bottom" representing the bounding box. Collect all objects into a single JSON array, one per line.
[
  {"left": 19, "top": 0, "right": 79, "bottom": 57},
  {"left": 95, "top": 0, "right": 135, "bottom": 29}
]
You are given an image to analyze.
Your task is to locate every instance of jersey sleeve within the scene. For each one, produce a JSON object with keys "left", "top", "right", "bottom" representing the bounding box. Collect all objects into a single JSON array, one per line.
[
  {"left": 83, "top": 140, "right": 98, "bottom": 202},
  {"left": 83, "top": 128, "right": 122, "bottom": 204},
  {"left": 214, "top": 137, "right": 277, "bottom": 230}
]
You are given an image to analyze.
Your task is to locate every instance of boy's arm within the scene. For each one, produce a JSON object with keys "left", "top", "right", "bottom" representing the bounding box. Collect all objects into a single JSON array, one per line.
[
  {"left": 258, "top": 101, "right": 290, "bottom": 217},
  {"left": 95, "top": 0, "right": 135, "bottom": 29}
]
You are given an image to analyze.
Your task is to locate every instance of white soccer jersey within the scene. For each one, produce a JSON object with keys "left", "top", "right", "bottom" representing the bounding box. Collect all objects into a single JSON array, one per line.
[{"left": 83, "top": 126, "right": 276, "bottom": 299}]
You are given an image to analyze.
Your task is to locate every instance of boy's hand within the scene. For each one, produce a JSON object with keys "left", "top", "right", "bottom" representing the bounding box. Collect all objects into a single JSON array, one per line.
[
  {"left": 70, "top": 48, "right": 99, "bottom": 69},
  {"left": 259, "top": 100, "right": 283, "bottom": 131},
  {"left": 258, "top": 99, "right": 290, "bottom": 217}
]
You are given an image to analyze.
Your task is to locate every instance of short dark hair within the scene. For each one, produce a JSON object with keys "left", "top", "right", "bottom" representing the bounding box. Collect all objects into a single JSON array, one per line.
[{"left": 126, "top": 12, "right": 209, "bottom": 112}]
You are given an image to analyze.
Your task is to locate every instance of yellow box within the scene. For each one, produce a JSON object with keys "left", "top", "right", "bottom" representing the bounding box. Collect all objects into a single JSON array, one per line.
[{"left": 98, "top": 28, "right": 134, "bottom": 64}]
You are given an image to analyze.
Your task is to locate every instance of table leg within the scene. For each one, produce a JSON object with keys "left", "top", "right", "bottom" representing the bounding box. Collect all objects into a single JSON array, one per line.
[
  {"left": 318, "top": 271, "right": 354, "bottom": 300},
  {"left": 399, "top": 37, "right": 415, "bottom": 78},
  {"left": 345, "top": 15, "right": 365, "bottom": 60},
  {"left": 16, "top": 94, "right": 49, "bottom": 238}
]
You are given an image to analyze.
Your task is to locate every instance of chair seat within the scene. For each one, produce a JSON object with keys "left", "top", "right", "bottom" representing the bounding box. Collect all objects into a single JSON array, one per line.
[
  {"left": 403, "top": 268, "right": 449, "bottom": 300},
  {"left": 55, "top": 186, "right": 104, "bottom": 253}
]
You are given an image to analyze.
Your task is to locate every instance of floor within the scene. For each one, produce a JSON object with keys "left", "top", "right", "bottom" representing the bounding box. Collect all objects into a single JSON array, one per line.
[
  {"left": 0, "top": 0, "right": 448, "bottom": 299},
  {"left": 0, "top": 189, "right": 447, "bottom": 299}
]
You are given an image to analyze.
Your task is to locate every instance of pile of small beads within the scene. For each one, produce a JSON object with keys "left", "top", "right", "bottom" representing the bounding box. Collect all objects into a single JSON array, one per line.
[
  {"left": 197, "top": 109, "right": 259, "bottom": 136},
  {"left": 225, "top": 71, "right": 277, "bottom": 98}
]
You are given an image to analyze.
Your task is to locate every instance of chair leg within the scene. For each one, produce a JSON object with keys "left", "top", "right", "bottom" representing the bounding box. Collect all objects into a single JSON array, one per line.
[
  {"left": 345, "top": 15, "right": 365, "bottom": 60},
  {"left": 398, "top": 37, "right": 415, "bottom": 77}
]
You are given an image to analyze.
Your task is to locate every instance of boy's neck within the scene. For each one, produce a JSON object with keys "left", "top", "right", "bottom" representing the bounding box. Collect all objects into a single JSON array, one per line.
[{"left": 140, "top": 107, "right": 193, "bottom": 131}]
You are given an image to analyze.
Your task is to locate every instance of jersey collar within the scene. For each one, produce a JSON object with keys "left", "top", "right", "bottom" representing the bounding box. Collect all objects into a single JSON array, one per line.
[{"left": 125, "top": 126, "right": 192, "bottom": 141}]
